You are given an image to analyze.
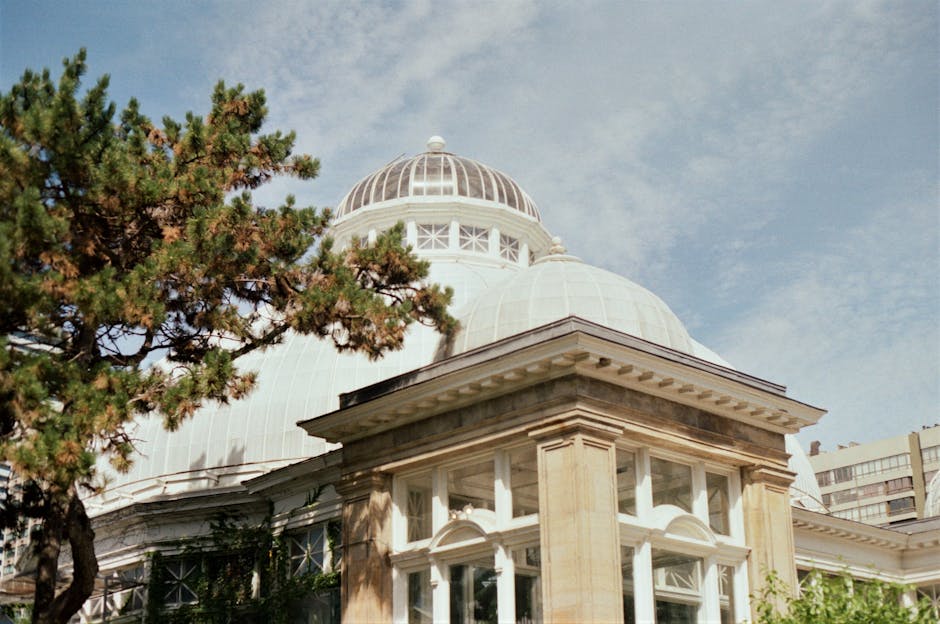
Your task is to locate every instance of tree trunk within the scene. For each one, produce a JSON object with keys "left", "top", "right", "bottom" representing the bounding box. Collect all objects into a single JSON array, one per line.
[{"left": 32, "top": 492, "right": 98, "bottom": 624}]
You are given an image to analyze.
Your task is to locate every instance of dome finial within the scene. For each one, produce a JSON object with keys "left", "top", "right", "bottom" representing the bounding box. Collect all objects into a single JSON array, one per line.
[
  {"left": 427, "top": 135, "right": 446, "bottom": 152},
  {"left": 549, "top": 236, "right": 566, "bottom": 255}
]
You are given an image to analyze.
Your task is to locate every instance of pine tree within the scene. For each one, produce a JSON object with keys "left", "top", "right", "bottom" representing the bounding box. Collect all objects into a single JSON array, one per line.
[{"left": 0, "top": 50, "right": 454, "bottom": 624}]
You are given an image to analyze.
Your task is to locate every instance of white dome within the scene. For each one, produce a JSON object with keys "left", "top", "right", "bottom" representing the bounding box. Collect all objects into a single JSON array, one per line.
[
  {"left": 440, "top": 249, "right": 699, "bottom": 359},
  {"left": 786, "top": 435, "right": 827, "bottom": 512},
  {"left": 336, "top": 136, "right": 540, "bottom": 221},
  {"left": 89, "top": 261, "right": 520, "bottom": 514},
  {"left": 87, "top": 140, "right": 555, "bottom": 515}
]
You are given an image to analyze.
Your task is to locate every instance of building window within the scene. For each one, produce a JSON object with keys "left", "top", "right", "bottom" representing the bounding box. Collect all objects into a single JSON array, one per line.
[
  {"left": 622, "top": 545, "right": 635, "bottom": 624},
  {"left": 652, "top": 550, "right": 702, "bottom": 622},
  {"left": 916, "top": 583, "right": 940, "bottom": 620},
  {"left": 403, "top": 473, "right": 432, "bottom": 542},
  {"left": 459, "top": 225, "right": 489, "bottom": 253},
  {"left": 499, "top": 234, "right": 519, "bottom": 262},
  {"left": 859, "top": 482, "right": 885, "bottom": 499},
  {"left": 816, "top": 471, "right": 832, "bottom": 487},
  {"left": 617, "top": 449, "right": 637, "bottom": 516},
  {"left": 408, "top": 568, "right": 432, "bottom": 624},
  {"left": 922, "top": 445, "right": 940, "bottom": 465},
  {"left": 450, "top": 555, "right": 498, "bottom": 624},
  {"left": 448, "top": 459, "right": 495, "bottom": 513},
  {"left": 164, "top": 558, "right": 199, "bottom": 606},
  {"left": 888, "top": 497, "right": 915, "bottom": 515},
  {"left": 853, "top": 453, "right": 911, "bottom": 478},
  {"left": 706, "top": 472, "right": 730, "bottom": 535},
  {"left": 832, "top": 466, "right": 853, "bottom": 484},
  {"left": 513, "top": 546, "right": 542, "bottom": 623},
  {"left": 416, "top": 223, "right": 449, "bottom": 250},
  {"left": 393, "top": 445, "right": 746, "bottom": 623},
  {"left": 510, "top": 446, "right": 539, "bottom": 517},
  {"left": 831, "top": 488, "right": 858, "bottom": 505},
  {"left": 885, "top": 476, "right": 913, "bottom": 494},
  {"left": 651, "top": 457, "right": 692, "bottom": 512},
  {"left": 289, "top": 525, "right": 326, "bottom": 576},
  {"left": 718, "top": 564, "right": 736, "bottom": 624}
]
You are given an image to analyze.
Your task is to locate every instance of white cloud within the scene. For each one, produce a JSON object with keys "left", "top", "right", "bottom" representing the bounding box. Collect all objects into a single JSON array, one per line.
[
  {"left": 715, "top": 198, "right": 939, "bottom": 447},
  {"left": 192, "top": 1, "right": 937, "bottom": 447}
]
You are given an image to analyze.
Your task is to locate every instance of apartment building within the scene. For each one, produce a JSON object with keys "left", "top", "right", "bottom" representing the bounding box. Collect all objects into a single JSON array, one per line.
[{"left": 810, "top": 424, "right": 940, "bottom": 525}]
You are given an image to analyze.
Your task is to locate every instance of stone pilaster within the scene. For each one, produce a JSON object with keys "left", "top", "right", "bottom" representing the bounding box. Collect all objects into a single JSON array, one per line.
[
  {"left": 336, "top": 471, "right": 393, "bottom": 624},
  {"left": 531, "top": 416, "right": 624, "bottom": 624},
  {"left": 742, "top": 465, "right": 798, "bottom": 617}
]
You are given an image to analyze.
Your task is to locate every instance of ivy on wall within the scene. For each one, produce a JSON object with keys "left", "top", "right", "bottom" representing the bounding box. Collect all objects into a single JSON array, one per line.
[{"left": 145, "top": 515, "right": 341, "bottom": 624}]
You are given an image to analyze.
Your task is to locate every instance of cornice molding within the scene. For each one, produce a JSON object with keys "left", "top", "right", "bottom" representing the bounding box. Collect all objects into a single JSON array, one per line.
[{"left": 300, "top": 318, "right": 825, "bottom": 445}]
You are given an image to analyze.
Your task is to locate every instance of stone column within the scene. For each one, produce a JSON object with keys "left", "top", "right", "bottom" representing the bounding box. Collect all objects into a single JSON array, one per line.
[
  {"left": 531, "top": 416, "right": 624, "bottom": 624},
  {"left": 337, "top": 471, "right": 393, "bottom": 624},
  {"left": 741, "top": 465, "right": 798, "bottom": 618}
]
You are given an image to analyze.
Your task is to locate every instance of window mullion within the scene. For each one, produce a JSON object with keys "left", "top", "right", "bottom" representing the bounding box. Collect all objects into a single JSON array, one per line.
[
  {"left": 633, "top": 540, "right": 655, "bottom": 623},
  {"left": 495, "top": 543, "right": 515, "bottom": 624},
  {"left": 729, "top": 469, "right": 745, "bottom": 541},
  {"left": 733, "top": 560, "right": 751, "bottom": 623},
  {"left": 494, "top": 450, "right": 511, "bottom": 528},
  {"left": 431, "top": 559, "right": 449, "bottom": 623},
  {"left": 636, "top": 448, "right": 653, "bottom": 516},
  {"left": 432, "top": 466, "right": 448, "bottom": 534},
  {"left": 692, "top": 462, "right": 708, "bottom": 524},
  {"left": 701, "top": 556, "right": 721, "bottom": 623}
]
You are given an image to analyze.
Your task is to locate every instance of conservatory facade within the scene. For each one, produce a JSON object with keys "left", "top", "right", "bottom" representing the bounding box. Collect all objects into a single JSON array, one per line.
[{"left": 8, "top": 136, "right": 938, "bottom": 623}]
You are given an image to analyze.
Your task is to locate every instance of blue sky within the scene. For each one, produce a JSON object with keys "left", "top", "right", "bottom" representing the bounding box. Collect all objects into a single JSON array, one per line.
[{"left": 2, "top": 1, "right": 937, "bottom": 450}]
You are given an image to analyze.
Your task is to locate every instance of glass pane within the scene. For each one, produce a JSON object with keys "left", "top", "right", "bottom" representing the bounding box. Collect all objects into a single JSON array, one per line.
[
  {"left": 290, "top": 526, "right": 325, "bottom": 575},
  {"left": 652, "top": 549, "right": 702, "bottom": 623},
  {"left": 408, "top": 569, "right": 432, "bottom": 624},
  {"left": 617, "top": 449, "right": 637, "bottom": 515},
  {"left": 459, "top": 225, "right": 489, "bottom": 253},
  {"left": 706, "top": 472, "right": 730, "bottom": 535},
  {"left": 651, "top": 458, "right": 692, "bottom": 512},
  {"left": 448, "top": 460, "right": 495, "bottom": 513},
  {"left": 655, "top": 601, "right": 698, "bottom": 624},
  {"left": 511, "top": 447, "right": 539, "bottom": 517},
  {"left": 513, "top": 547, "right": 542, "bottom": 623},
  {"left": 404, "top": 473, "right": 432, "bottom": 542},
  {"left": 416, "top": 223, "right": 449, "bottom": 250},
  {"left": 450, "top": 556, "right": 497, "bottom": 624},
  {"left": 719, "top": 564, "right": 735, "bottom": 624},
  {"left": 500, "top": 233, "right": 520, "bottom": 262},
  {"left": 622, "top": 545, "right": 635, "bottom": 624}
]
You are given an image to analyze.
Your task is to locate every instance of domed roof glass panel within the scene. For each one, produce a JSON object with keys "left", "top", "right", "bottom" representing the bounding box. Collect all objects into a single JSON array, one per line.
[
  {"left": 441, "top": 246, "right": 698, "bottom": 358},
  {"left": 336, "top": 137, "right": 541, "bottom": 221}
]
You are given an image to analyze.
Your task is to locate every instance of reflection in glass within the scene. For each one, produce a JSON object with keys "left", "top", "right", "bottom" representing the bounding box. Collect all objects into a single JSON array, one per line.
[
  {"left": 616, "top": 449, "right": 637, "bottom": 515},
  {"left": 449, "top": 460, "right": 495, "bottom": 513},
  {"left": 510, "top": 447, "right": 539, "bottom": 517},
  {"left": 707, "top": 472, "right": 731, "bottom": 535},
  {"left": 404, "top": 473, "right": 432, "bottom": 542},
  {"left": 450, "top": 557, "right": 497, "bottom": 624},
  {"left": 651, "top": 458, "right": 692, "bottom": 512},
  {"left": 652, "top": 550, "right": 702, "bottom": 624},
  {"left": 513, "top": 547, "right": 542, "bottom": 624},
  {"left": 719, "top": 564, "right": 735, "bottom": 624},
  {"left": 409, "top": 569, "right": 432, "bottom": 624},
  {"left": 621, "top": 545, "right": 635, "bottom": 624}
]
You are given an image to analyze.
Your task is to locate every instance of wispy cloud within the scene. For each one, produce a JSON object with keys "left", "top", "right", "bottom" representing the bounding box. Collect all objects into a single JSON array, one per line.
[
  {"left": 194, "top": 2, "right": 936, "bottom": 447},
  {"left": 714, "top": 197, "right": 939, "bottom": 446}
]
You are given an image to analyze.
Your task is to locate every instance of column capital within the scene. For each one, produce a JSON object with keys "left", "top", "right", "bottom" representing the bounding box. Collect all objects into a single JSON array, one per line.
[
  {"left": 743, "top": 465, "right": 795, "bottom": 493},
  {"left": 336, "top": 470, "right": 392, "bottom": 499},
  {"left": 527, "top": 412, "right": 623, "bottom": 445}
]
